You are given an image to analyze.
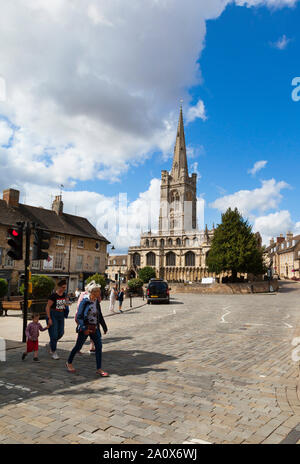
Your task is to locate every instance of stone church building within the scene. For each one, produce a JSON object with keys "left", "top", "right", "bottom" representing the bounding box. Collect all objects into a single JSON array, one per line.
[{"left": 128, "top": 107, "right": 215, "bottom": 282}]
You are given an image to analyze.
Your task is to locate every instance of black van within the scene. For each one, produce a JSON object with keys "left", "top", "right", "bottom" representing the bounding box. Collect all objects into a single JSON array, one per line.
[{"left": 146, "top": 278, "right": 170, "bottom": 304}]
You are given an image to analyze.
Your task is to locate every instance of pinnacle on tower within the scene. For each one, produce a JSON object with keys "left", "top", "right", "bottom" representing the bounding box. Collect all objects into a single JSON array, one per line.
[{"left": 171, "top": 106, "right": 188, "bottom": 179}]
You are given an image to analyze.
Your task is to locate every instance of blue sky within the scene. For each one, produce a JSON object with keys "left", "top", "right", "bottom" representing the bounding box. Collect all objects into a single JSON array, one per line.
[
  {"left": 0, "top": 1, "right": 299, "bottom": 251},
  {"left": 78, "top": 2, "right": 300, "bottom": 233}
]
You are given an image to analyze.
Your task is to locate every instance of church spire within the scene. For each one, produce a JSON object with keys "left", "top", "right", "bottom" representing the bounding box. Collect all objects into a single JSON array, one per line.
[{"left": 171, "top": 105, "right": 188, "bottom": 180}]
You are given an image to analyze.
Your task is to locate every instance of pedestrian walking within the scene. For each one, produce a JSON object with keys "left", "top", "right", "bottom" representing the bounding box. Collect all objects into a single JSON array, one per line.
[
  {"left": 109, "top": 286, "right": 117, "bottom": 313},
  {"left": 118, "top": 288, "right": 125, "bottom": 313},
  {"left": 66, "top": 283, "right": 109, "bottom": 376},
  {"left": 45, "top": 279, "right": 69, "bottom": 360},
  {"left": 75, "top": 280, "right": 99, "bottom": 353},
  {"left": 75, "top": 288, "right": 80, "bottom": 299},
  {"left": 22, "top": 314, "right": 49, "bottom": 362}
]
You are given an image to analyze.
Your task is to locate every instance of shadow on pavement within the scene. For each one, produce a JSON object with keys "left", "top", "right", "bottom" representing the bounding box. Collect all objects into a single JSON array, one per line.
[
  {"left": 0, "top": 347, "right": 176, "bottom": 406},
  {"left": 278, "top": 282, "right": 300, "bottom": 293},
  {"left": 59, "top": 336, "right": 133, "bottom": 345}
]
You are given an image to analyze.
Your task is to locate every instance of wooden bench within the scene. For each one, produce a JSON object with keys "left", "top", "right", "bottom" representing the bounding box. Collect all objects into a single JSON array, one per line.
[{"left": 1, "top": 300, "right": 22, "bottom": 316}]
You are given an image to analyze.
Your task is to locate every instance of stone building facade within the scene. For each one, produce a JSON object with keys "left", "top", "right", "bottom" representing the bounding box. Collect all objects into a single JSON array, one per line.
[
  {"left": 264, "top": 232, "right": 300, "bottom": 279},
  {"left": 0, "top": 189, "right": 109, "bottom": 294},
  {"left": 128, "top": 107, "right": 214, "bottom": 282},
  {"left": 106, "top": 255, "right": 128, "bottom": 284}
]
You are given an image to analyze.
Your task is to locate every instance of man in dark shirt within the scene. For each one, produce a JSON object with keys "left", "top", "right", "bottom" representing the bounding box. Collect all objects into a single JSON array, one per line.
[{"left": 45, "top": 279, "right": 68, "bottom": 360}]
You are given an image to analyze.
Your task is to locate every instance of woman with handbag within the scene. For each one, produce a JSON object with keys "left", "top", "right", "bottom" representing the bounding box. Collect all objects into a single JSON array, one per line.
[{"left": 66, "top": 283, "right": 109, "bottom": 376}]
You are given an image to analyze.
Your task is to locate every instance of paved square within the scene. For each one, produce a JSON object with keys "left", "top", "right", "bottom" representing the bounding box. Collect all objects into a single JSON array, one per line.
[{"left": 1, "top": 282, "right": 300, "bottom": 444}]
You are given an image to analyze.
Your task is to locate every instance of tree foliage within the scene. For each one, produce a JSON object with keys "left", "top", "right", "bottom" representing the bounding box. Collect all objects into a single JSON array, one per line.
[
  {"left": 0, "top": 279, "right": 8, "bottom": 299},
  {"left": 127, "top": 278, "right": 143, "bottom": 292},
  {"left": 86, "top": 273, "right": 107, "bottom": 290},
  {"left": 20, "top": 275, "right": 55, "bottom": 299},
  {"left": 206, "top": 208, "right": 265, "bottom": 280},
  {"left": 138, "top": 266, "right": 156, "bottom": 283}
]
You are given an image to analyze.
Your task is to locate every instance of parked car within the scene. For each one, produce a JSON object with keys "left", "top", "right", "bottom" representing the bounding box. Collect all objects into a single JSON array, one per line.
[{"left": 146, "top": 278, "right": 170, "bottom": 304}]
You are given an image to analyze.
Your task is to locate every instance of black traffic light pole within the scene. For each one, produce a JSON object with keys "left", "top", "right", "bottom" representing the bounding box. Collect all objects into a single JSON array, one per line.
[{"left": 22, "top": 222, "right": 31, "bottom": 343}]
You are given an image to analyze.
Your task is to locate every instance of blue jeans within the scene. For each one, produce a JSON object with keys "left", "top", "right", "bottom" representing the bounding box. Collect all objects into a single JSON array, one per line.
[
  {"left": 68, "top": 328, "right": 102, "bottom": 370},
  {"left": 47, "top": 310, "right": 65, "bottom": 352}
]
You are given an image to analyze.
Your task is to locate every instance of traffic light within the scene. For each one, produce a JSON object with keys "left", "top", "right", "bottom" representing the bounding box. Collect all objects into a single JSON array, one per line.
[
  {"left": 32, "top": 228, "right": 50, "bottom": 260},
  {"left": 7, "top": 223, "right": 23, "bottom": 260}
]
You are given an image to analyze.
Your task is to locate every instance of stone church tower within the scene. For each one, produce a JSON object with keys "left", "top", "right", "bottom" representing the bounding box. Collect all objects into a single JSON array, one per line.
[
  {"left": 159, "top": 106, "right": 197, "bottom": 234},
  {"left": 128, "top": 106, "right": 214, "bottom": 283}
]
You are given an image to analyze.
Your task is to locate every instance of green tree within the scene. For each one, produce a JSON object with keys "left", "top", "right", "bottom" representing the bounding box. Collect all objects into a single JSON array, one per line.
[
  {"left": 85, "top": 273, "right": 106, "bottom": 291},
  {"left": 20, "top": 275, "right": 55, "bottom": 299},
  {"left": 0, "top": 279, "right": 8, "bottom": 299},
  {"left": 127, "top": 278, "right": 143, "bottom": 292},
  {"left": 138, "top": 266, "right": 156, "bottom": 283},
  {"left": 206, "top": 208, "right": 265, "bottom": 281}
]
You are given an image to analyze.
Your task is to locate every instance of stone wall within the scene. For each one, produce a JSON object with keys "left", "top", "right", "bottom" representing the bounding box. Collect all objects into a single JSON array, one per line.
[{"left": 169, "top": 280, "right": 279, "bottom": 295}]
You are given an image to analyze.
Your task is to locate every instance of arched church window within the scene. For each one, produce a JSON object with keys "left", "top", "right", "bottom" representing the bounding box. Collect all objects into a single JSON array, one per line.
[
  {"left": 146, "top": 252, "right": 156, "bottom": 266},
  {"left": 160, "top": 239, "right": 165, "bottom": 247},
  {"left": 176, "top": 238, "right": 181, "bottom": 246},
  {"left": 133, "top": 253, "right": 141, "bottom": 266},
  {"left": 168, "top": 238, "right": 173, "bottom": 246},
  {"left": 185, "top": 251, "right": 195, "bottom": 267},
  {"left": 175, "top": 193, "right": 180, "bottom": 211},
  {"left": 145, "top": 239, "right": 149, "bottom": 247},
  {"left": 166, "top": 252, "right": 176, "bottom": 266},
  {"left": 152, "top": 239, "right": 157, "bottom": 247}
]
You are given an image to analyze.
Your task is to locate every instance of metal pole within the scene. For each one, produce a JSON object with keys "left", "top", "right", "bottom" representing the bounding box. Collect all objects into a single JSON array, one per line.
[{"left": 22, "top": 222, "right": 30, "bottom": 343}]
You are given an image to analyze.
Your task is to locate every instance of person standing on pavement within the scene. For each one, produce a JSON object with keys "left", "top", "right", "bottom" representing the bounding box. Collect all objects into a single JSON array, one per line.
[
  {"left": 109, "top": 286, "right": 117, "bottom": 313},
  {"left": 45, "top": 279, "right": 69, "bottom": 360},
  {"left": 118, "top": 288, "right": 125, "bottom": 313},
  {"left": 66, "top": 284, "right": 109, "bottom": 376}
]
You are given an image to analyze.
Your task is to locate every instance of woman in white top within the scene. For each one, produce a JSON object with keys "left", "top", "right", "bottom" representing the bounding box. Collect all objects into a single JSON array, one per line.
[{"left": 109, "top": 286, "right": 117, "bottom": 313}]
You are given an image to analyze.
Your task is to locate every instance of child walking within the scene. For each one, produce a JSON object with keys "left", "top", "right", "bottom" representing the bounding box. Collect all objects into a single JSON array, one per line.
[
  {"left": 22, "top": 314, "right": 49, "bottom": 362},
  {"left": 118, "top": 288, "right": 125, "bottom": 313}
]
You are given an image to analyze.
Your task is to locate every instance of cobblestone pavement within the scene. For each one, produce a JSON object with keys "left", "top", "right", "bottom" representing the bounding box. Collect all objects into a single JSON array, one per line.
[{"left": 1, "top": 282, "right": 300, "bottom": 444}]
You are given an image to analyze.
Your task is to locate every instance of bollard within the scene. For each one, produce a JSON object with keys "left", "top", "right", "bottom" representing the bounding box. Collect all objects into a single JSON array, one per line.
[{"left": 130, "top": 294, "right": 132, "bottom": 308}]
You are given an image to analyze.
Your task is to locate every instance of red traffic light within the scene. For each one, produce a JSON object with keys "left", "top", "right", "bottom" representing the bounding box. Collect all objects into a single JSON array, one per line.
[{"left": 12, "top": 229, "right": 19, "bottom": 237}]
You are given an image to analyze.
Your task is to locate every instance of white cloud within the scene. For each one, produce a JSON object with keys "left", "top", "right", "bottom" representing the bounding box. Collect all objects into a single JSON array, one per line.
[
  {"left": 236, "top": 0, "right": 297, "bottom": 7},
  {"left": 0, "top": 120, "right": 13, "bottom": 146},
  {"left": 0, "top": 0, "right": 296, "bottom": 190},
  {"left": 186, "top": 100, "right": 207, "bottom": 123},
  {"left": 190, "top": 162, "right": 202, "bottom": 180},
  {"left": 248, "top": 160, "right": 268, "bottom": 175},
  {"left": 210, "top": 179, "right": 290, "bottom": 216},
  {"left": 253, "top": 210, "right": 294, "bottom": 244},
  {"left": 271, "top": 34, "right": 291, "bottom": 50},
  {"left": 21, "top": 179, "right": 162, "bottom": 252}
]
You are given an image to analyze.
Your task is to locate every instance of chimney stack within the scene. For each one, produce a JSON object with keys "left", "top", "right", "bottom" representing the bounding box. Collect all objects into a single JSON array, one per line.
[
  {"left": 52, "top": 195, "right": 63, "bottom": 215},
  {"left": 277, "top": 235, "right": 285, "bottom": 244},
  {"left": 286, "top": 231, "right": 293, "bottom": 242},
  {"left": 3, "top": 189, "right": 20, "bottom": 208}
]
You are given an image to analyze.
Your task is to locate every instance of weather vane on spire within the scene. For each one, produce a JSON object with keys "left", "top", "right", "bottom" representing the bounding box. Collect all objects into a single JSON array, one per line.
[{"left": 60, "top": 184, "right": 64, "bottom": 196}]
